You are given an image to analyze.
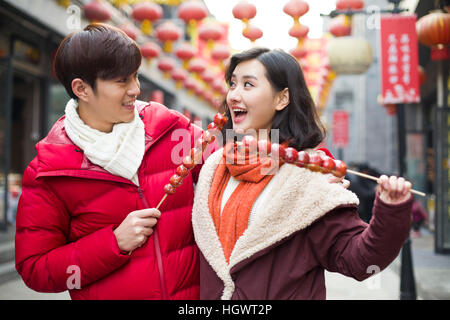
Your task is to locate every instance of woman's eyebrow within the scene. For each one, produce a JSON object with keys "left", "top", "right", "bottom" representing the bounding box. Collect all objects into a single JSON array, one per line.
[{"left": 231, "top": 74, "right": 258, "bottom": 80}]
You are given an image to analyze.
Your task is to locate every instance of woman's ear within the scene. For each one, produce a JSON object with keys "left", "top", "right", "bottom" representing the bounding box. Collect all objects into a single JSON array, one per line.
[
  {"left": 275, "top": 88, "right": 289, "bottom": 111},
  {"left": 71, "top": 78, "right": 90, "bottom": 102}
]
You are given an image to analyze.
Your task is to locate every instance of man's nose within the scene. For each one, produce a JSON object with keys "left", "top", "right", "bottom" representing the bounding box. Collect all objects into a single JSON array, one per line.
[{"left": 128, "top": 79, "right": 140, "bottom": 97}]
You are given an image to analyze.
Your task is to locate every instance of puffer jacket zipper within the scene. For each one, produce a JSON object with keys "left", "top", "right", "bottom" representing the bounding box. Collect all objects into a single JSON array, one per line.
[{"left": 137, "top": 186, "right": 169, "bottom": 300}]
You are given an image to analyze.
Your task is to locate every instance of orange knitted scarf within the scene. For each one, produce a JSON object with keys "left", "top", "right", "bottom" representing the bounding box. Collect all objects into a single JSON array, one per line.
[{"left": 208, "top": 142, "right": 277, "bottom": 263}]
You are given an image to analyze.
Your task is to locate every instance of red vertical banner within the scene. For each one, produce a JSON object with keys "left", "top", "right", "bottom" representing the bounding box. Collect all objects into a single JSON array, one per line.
[
  {"left": 332, "top": 110, "right": 349, "bottom": 148},
  {"left": 379, "top": 15, "right": 420, "bottom": 104}
]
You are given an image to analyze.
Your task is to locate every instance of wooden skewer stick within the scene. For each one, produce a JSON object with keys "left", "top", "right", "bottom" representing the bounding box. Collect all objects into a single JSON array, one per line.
[
  {"left": 156, "top": 194, "right": 168, "bottom": 210},
  {"left": 346, "top": 169, "right": 426, "bottom": 197}
]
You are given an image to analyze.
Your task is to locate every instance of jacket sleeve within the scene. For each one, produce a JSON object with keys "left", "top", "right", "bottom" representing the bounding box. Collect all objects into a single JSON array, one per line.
[
  {"left": 308, "top": 194, "right": 413, "bottom": 281},
  {"left": 15, "top": 163, "right": 130, "bottom": 293}
]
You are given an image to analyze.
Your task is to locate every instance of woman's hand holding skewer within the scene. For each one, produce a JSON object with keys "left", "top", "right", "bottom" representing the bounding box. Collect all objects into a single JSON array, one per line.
[{"left": 377, "top": 175, "right": 412, "bottom": 205}]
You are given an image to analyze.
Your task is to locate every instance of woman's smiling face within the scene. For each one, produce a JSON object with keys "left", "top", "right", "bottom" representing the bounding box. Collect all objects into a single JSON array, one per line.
[{"left": 226, "top": 59, "right": 280, "bottom": 135}]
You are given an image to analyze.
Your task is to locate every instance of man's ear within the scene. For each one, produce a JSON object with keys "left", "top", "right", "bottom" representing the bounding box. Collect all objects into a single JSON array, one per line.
[
  {"left": 71, "top": 78, "right": 90, "bottom": 102},
  {"left": 275, "top": 88, "right": 289, "bottom": 111}
]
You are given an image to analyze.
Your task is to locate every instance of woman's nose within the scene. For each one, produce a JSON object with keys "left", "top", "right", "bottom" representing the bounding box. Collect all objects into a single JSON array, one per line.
[{"left": 227, "top": 87, "right": 241, "bottom": 103}]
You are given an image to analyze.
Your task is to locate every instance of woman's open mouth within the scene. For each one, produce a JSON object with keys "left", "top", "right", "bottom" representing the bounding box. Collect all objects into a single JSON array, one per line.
[{"left": 232, "top": 107, "right": 247, "bottom": 124}]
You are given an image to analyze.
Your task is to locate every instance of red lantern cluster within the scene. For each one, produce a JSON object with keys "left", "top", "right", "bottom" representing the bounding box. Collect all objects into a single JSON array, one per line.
[
  {"left": 232, "top": 1, "right": 262, "bottom": 43},
  {"left": 284, "top": 0, "right": 310, "bottom": 60}
]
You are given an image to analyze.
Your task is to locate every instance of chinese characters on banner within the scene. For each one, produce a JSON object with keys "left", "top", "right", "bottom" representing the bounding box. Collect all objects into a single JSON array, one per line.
[{"left": 379, "top": 15, "right": 420, "bottom": 104}]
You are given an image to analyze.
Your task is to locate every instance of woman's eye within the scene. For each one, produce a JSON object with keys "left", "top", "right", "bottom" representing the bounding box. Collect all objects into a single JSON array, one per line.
[
  {"left": 229, "top": 81, "right": 236, "bottom": 88},
  {"left": 118, "top": 78, "right": 127, "bottom": 83},
  {"left": 244, "top": 81, "right": 253, "bottom": 87}
]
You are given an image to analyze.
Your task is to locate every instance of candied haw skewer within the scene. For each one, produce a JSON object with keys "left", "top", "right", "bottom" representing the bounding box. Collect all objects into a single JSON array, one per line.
[
  {"left": 240, "top": 135, "right": 425, "bottom": 197},
  {"left": 157, "top": 113, "right": 228, "bottom": 210}
]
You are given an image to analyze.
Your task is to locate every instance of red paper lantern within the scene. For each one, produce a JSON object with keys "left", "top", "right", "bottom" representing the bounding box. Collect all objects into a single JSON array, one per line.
[
  {"left": 201, "top": 70, "right": 215, "bottom": 85},
  {"left": 171, "top": 68, "right": 188, "bottom": 88},
  {"left": 289, "top": 24, "right": 309, "bottom": 39},
  {"left": 140, "top": 42, "right": 161, "bottom": 66},
  {"left": 131, "top": 2, "right": 163, "bottom": 35},
  {"left": 242, "top": 25, "right": 263, "bottom": 43},
  {"left": 328, "top": 15, "right": 352, "bottom": 37},
  {"left": 198, "top": 22, "right": 223, "bottom": 50},
  {"left": 83, "top": 1, "right": 111, "bottom": 22},
  {"left": 290, "top": 47, "right": 307, "bottom": 60},
  {"left": 336, "top": 0, "right": 364, "bottom": 10},
  {"left": 178, "top": 0, "right": 208, "bottom": 23},
  {"left": 232, "top": 1, "right": 257, "bottom": 21},
  {"left": 119, "top": 24, "right": 140, "bottom": 41},
  {"left": 155, "top": 21, "right": 182, "bottom": 53},
  {"left": 283, "top": 0, "right": 309, "bottom": 20},
  {"left": 177, "top": 0, "right": 208, "bottom": 43},
  {"left": 157, "top": 57, "right": 175, "bottom": 78},
  {"left": 187, "top": 58, "right": 206, "bottom": 77},
  {"left": 174, "top": 42, "right": 197, "bottom": 69},
  {"left": 184, "top": 77, "right": 197, "bottom": 94},
  {"left": 151, "top": 90, "right": 164, "bottom": 104},
  {"left": 211, "top": 44, "right": 230, "bottom": 70},
  {"left": 416, "top": 11, "right": 450, "bottom": 61}
]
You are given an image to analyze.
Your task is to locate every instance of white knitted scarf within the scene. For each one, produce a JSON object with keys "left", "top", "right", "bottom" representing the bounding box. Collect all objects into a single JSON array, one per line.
[{"left": 64, "top": 99, "right": 145, "bottom": 186}]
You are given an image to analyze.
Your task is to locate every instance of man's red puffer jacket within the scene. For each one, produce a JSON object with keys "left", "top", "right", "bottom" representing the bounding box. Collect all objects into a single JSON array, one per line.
[{"left": 15, "top": 101, "right": 207, "bottom": 299}]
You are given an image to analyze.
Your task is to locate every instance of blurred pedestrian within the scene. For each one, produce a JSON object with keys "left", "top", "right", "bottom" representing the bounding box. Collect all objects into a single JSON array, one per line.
[
  {"left": 15, "top": 23, "right": 205, "bottom": 299},
  {"left": 411, "top": 198, "right": 428, "bottom": 238},
  {"left": 192, "top": 47, "right": 414, "bottom": 300}
]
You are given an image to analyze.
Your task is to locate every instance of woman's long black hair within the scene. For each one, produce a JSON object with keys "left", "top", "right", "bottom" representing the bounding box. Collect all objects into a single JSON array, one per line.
[{"left": 220, "top": 47, "right": 326, "bottom": 151}]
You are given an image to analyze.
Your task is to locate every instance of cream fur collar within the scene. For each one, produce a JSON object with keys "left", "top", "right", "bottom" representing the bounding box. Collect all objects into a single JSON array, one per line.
[{"left": 192, "top": 148, "right": 359, "bottom": 300}]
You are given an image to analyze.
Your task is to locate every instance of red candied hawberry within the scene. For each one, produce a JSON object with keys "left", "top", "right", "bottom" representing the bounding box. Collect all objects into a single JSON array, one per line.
[
  {"left": 213, "top": 113, "right": 227, "bottom": 128},
  {"left": 202, "top": 130, "right": 215, "bottom": 144},
  {"left": 271, "top": 143, "right": 286, "bottom": 160},
  {"left": 333, "top": 160, "right": 347, "bottom": 178},
  {"left": 176, "top": 165, "right": 189, "bottom": 178},
  {"left": 164, "top": 184, "right": 177, "bottom": 195},
  {"left": 169, "top": 174, "right": 183, "bottom": 187},
  {"left": 296, "top": 151, "right": 310, "bottom": 167},
  {"left": 257, "top": 139, "right": 271, "bottom": 156},
  {"left": 283, "top": 147, "right": 298, "bottom": 163},
  {"left": 241, "top": 135, "right": 258, "bottom": 154},
  {"left": 190, "top": 147, "right": 203, "bottom": 164},
  {"left": 182, "top": 155, "right": 195, "bottom": 169},
  {"left": 307, "top": 153, "right": 323, "bottom": 172},
  {"left": 321, "top": 156, "right": 336, "bottom": 174}
]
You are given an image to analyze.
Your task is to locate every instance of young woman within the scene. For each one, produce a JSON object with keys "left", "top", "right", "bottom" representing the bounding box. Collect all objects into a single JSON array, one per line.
[
  {"left": 192, "top": 48, "right": 413, "bottom": 300},
  {"left": 15, "top": 23, "right": 205, "bottom": 299}
]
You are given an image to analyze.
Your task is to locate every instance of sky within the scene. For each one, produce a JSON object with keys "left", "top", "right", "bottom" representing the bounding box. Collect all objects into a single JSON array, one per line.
[{"left": 203, "top": 0, "right": 338, "bottom": 52}]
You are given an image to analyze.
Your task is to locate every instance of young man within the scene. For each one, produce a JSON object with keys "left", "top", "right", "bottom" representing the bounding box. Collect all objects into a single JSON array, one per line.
[{"left": 15, "top": 23, "right": 205, "bottom": 299}]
